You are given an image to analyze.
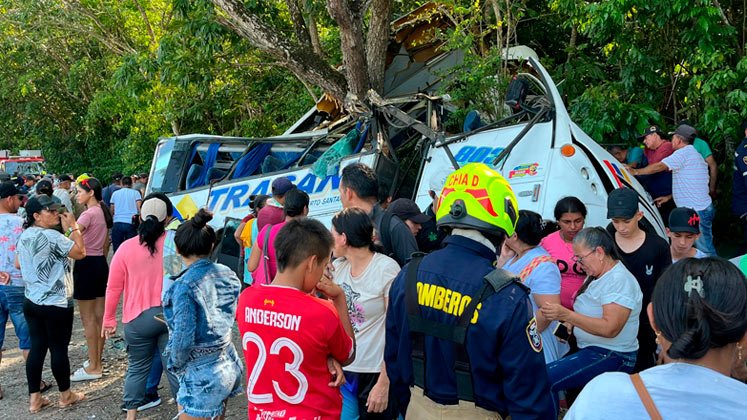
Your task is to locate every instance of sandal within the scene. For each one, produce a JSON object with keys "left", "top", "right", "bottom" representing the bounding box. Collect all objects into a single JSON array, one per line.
[
  {"left": 70, "top": 367, "right": 102, "bottom": 382},
  {"left": 58, "top": 391, "right": 85, "bottom": 409},
  {"left": 40, "top": 380, "right": 52, "bottom": 393},
  {"left": 29, "top": 396, "right": 52, "bottom": 414}
]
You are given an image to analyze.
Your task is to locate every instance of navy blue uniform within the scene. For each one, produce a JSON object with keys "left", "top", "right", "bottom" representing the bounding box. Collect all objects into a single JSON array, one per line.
[
  {"left": 385, "top": 235, "right": 555, "bottom": 419},
  {"left": 733, "top": 138, "right": 747, "bottom": 252},
  {"left": 733, "top": 138, "right": 747, "bottom": 216}
]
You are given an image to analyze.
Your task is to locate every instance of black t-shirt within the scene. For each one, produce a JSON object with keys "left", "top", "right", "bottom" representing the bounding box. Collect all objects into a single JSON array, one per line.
[{"left": 607, "top": 223, "right": 671, "bottom": 369}]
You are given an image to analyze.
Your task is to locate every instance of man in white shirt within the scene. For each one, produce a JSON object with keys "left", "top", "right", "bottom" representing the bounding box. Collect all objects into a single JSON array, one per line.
[
  {"left": 53, "top": 174, "right": 74, "bottom": 213},
  {"left": 630, "top": 124, "right": 716, "bottom": 256},
  {"left": 110, "top": 176, "right": 142, "bottom": 253}
]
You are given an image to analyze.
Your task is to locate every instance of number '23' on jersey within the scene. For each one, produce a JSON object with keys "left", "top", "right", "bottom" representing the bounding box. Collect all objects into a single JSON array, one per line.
[{"left": 236, "top": 284, "right": 353, "bottom": 420}]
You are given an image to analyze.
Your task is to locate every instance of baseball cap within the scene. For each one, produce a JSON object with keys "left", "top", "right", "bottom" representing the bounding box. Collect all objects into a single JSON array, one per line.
[
  {"left": 58, "top": 174, "right": 73, "bottom": 182},
  {"left": 112, "top": 173, "right": 123, "bottom": 181},
  {"left": 138, "top": 172, "right": 149, "bottom": 179},
  {"left": 389, "top": 198, "right": 431, "bottom": 224},
  {"left": 0, "top": 181, "right": 25, "bottom": 198},
  {"left": 76, "top": 173, "right": 91, "bottom": 183},
  {"left": 672, "top": 124, "right": 697, "bottom": 142},
  {"left": 271, "top": 177, "right": 295, "bottom": 196},
  {"left": 637, "top": 125, "right": 663, "bottom": 140},
  {"left": 24, "top": 195, "right": 60, "bottom": 215},
  {"left": 668, "top": 207, "right": 700, "bottom": 234},
  {"left": 36, "top": 179, "right": 53, "bottom": 195},
  {"left": 607, "top": 188, "right": 640, "bottom": 219},
  {"left": 141, "top": 197, "right": 169, "bottom": 222}
]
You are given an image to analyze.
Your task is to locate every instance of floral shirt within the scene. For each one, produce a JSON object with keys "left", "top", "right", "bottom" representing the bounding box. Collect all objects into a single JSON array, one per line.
[
  {"left": 0, "top": 213, "right": 24, "bottom": 287},
  {"left": 17, "top": 226, "right": 74, "bottom": 307}
]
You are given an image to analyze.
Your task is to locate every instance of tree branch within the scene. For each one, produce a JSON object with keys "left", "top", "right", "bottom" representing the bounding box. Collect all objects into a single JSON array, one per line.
[
  {"left": 285, "top": 0, "right": 312, "bottom": 48},
  {"left": 211, "top": 0, "right": 347, "bottom": 100},
  {"left": 132, "top": 0, "right": 157, "bottom": 47}
]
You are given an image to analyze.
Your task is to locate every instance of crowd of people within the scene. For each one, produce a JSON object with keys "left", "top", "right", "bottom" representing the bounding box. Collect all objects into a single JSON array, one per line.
[{"left": 0, "top": 136, "right": 745, "bottom": 420}]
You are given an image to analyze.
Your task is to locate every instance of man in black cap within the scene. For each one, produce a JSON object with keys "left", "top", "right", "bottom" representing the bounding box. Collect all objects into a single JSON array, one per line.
[
  {"left": 388, "top": 198, "right": 431, "bottom": 238},
  {"left": 631, "top": 124, "right": 716, "bottom": 256},
  {"left": 733, "top": 119, "right": 747, "bottom": 254},
  {"left": 634, "top": 125, "right": 675, "bottom": 224},
  {"left": 256, "top": 177, "right": 295, "bottom": 232},
  {"left": 605, "top": 188, "right": 670, "bottom": 372},
  {"left": 667, "top": 207, "right": 706, "bottom": 263},
  {"left": 54, "top": 175, "right": 74, "bottom": 213}
]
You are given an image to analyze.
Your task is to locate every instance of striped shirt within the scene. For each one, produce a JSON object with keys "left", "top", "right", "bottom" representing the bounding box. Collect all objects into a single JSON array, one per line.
[{"left": 662, "top": 145, "right": 711, "bottom": 211}]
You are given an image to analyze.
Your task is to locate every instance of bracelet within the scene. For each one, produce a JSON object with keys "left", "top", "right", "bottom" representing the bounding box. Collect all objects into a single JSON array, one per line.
[{"left": 65, "top": 228, "right": 80, "bottom": 237}]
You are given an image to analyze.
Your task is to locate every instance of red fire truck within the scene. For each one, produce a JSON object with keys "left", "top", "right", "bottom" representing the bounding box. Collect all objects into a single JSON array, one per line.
[{"left": 0, "top": 150, "right": 46, "bottom": 176}]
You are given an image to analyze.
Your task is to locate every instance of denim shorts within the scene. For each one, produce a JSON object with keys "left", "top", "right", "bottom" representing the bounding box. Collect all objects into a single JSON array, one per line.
[
  {"left": 176, "top": 344, "right": 244, "bottom": 418},
  {"left": 0, "top": 285, "right": 31, "bottom": 350}
]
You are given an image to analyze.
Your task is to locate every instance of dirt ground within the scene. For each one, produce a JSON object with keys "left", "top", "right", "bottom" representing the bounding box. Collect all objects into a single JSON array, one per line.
[{"left": 0, "top": 306, "right": 248, "bottom": 419}]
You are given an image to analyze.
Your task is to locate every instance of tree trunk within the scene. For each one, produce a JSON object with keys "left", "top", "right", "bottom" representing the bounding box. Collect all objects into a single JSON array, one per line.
[
  {"left": 365, "top": 0, "right": 390, "bottom": 94},
  {"left": 211, "top": 0, "right": 348, "bottom": 101},
  {"left": 305, "top": 5, "right": 325, "bottom": 57},
  {"left": 285, "top": 0, "right": 312, "bottom": 48},
  {"left": 327, "top": 0, "right": 370, "bottom": 98}
]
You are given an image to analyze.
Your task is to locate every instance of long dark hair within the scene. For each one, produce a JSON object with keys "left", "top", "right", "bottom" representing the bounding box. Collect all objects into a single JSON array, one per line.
[
  {"left": 78, "top": 177, "right": 113, "bottom": 228},
  {"left": 174, "top": 209, "right": 216, "bottom": 257},
  {"left": 331, "top": 208, "right": 381, "bottom": 253},
  {"left": 283, "top": 188, "right": 309, "bottom": 218},
  {"left": 138, "top": 193, "right": 173, "bottom": 256},
  {"left": 654, "top": 258, "right": 747, "bottom": 360}
]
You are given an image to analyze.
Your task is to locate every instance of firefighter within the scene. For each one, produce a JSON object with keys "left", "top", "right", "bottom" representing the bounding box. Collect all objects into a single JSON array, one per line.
[{"left": 385, "top": 163, "right": 555, "bottom": 419}]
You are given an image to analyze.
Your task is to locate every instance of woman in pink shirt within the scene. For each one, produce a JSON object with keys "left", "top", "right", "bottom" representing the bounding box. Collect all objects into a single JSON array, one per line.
[
  {"left": 247, "top": 188, "right": 309, "bottom": 285},
  {"left": 70, "top": 178, "right": 113, "bottom": 382},
  {"left": 540, "top": 197, "right": 587, "bottom": 309},
  {"left": 102, "top": 193, "right": 179, "bottom": 420}
]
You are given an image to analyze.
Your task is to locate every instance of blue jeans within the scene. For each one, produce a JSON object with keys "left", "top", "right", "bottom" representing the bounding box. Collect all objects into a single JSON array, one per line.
[
  {"left": 112, "top": 222, "right": 137, "bottom": 254},
  {"left": 546, "top": 346, "right": 636, "bottom": 415},
  {"left": 695, "top": 204, "right": 717, "bottom": 256},
  {"left": 0, "top": 285, "right": 31, "bottom": 350}
]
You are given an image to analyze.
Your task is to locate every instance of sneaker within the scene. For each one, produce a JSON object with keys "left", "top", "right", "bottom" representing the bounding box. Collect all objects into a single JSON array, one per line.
[{"left": 121, "top": 394, "right": 162, "bottom": 412}]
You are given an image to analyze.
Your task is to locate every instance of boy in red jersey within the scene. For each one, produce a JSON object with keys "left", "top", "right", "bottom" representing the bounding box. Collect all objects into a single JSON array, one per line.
[{"left": 237, "top": 218, "right": 355, "bottom": 420}]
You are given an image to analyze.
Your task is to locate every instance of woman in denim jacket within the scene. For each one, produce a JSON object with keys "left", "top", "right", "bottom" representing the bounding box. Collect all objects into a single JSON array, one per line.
[{"left": 163, "top": 209, "right": 243, "bottom": 419}]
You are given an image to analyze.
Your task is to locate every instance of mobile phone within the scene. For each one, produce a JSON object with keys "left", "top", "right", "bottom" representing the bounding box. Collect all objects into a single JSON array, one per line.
[
  {"left": 553, "top": 322, "right": 571, "bottom": 341},
  {"left": 57, "top": 207, "right": 67, "bottom": 214},
  {"left": 153, "top": 313, "right": 167, "bottom": 324}
]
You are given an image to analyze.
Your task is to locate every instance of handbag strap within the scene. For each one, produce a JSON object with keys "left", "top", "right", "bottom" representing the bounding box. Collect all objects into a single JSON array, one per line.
[
  {"left": 262, "top": 225, "right": 272, "bottom": 285},
  {"left": 630, "top": 373, "right": 663, "bottom": 420}
]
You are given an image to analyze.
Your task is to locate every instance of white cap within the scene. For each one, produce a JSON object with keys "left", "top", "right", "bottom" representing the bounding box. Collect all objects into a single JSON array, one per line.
[{"left": 141, "top": 198, "right": 168, "bottom": 222}]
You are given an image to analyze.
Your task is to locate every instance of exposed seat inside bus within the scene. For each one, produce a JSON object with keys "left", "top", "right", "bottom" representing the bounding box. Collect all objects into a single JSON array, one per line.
[
  {"left": 207, "top": 167, "right": 226, "bottom": 183},
  {"left": 186, "top": 164, "right": 203, "bottom": 189}
]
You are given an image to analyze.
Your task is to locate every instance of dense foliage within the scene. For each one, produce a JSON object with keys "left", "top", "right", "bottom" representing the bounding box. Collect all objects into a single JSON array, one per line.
[{"left": 2, "top": 0, "right": 747, "bottom": 195}]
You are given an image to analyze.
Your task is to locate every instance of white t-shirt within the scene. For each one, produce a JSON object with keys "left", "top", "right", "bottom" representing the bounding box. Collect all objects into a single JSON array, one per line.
[
  {"left": 503, "top": 246, "right": 569, "bottom": 363},
  {"left": 672, "top": 248, "right": 707, "bottom": 263},
  {"left": 111, "top": 187, "right": 142, "bottom": 224},
  {"left": 53, "top": 188, "right": 73, "bottom": 213},
  {"left": 333, "top": 253, "right": 400, "bottom": 373},
  {"left": 573, "top": 262, "right": 642, "bottom": 352},
  {"left": 566, "top": 363, "right": 747, "bottom": 419},
  {"left": 662, "top": 145, "right": 712, "bottom": 211}
]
